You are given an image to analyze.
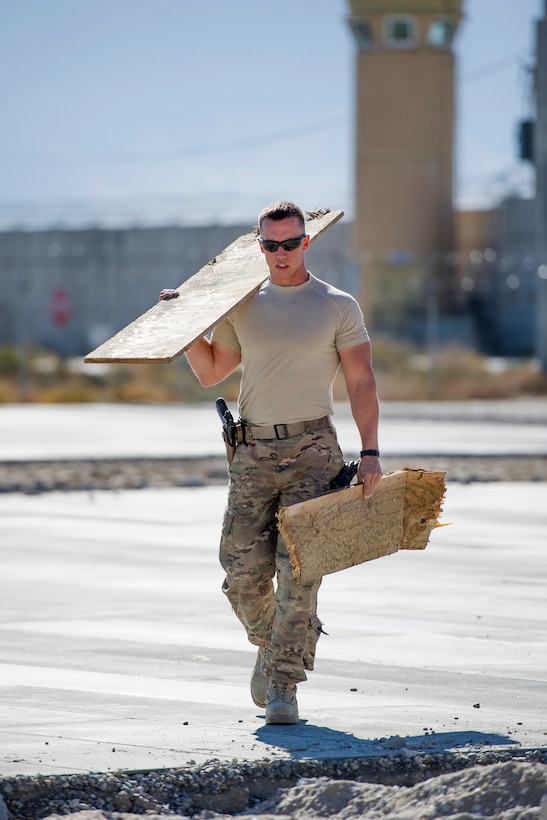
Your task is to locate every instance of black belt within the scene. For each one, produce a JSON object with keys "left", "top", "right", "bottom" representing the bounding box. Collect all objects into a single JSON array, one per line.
[{"left": 243, "top": 416, "right": 332, "bottom": 441}]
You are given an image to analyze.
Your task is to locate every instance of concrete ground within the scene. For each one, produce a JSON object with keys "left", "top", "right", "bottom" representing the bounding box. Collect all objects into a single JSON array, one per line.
[
  {"left": 1, "top": 397, "right": 546, "bottom": 460},
  {"left": 1, "top": 401, "right": 546, "bottom": 777}
]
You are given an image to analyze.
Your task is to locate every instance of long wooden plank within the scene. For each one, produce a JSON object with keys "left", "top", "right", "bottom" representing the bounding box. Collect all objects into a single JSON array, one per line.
[
  {"left": 277, "top": 467, "right": 447, "bottom": 584},
  {"left": 84, "top": 209, "right": 343, "bottom": 364}
]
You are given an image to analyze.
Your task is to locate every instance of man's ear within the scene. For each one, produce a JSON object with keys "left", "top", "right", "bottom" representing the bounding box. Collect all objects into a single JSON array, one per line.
[{"left": 303, "top": 234, "right": 310, "bottom": 250}]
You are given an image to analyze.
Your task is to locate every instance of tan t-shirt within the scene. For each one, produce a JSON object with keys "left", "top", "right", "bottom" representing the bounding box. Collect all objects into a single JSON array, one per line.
[{"left": 213, "top": 274, "right": 369, "bottom": 425}]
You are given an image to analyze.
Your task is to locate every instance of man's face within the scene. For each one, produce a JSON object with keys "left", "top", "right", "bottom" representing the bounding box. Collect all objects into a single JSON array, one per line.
[{"left": 259, "top": 216, "right": 310, "bottom": 286}]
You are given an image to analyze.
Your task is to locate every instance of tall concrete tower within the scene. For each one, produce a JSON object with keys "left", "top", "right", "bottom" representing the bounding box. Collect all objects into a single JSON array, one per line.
[{"left": 347, "top": 0, "right": 464, "bottom": 330}]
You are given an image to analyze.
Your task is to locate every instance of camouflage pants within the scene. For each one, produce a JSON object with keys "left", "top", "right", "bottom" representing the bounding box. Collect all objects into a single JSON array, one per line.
[{"left": 219, "top": 421, "right": 344, "bottom": 684}]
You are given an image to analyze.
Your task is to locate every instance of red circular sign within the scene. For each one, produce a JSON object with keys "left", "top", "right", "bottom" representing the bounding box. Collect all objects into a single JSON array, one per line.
[{"left": 50, "top": 288, "right": 72, "bottom": 327}]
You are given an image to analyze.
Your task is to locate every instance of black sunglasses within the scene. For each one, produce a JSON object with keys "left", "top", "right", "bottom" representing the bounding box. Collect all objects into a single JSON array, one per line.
[{"left": 258, "top": 234, "right": 307, "bottom": 253}]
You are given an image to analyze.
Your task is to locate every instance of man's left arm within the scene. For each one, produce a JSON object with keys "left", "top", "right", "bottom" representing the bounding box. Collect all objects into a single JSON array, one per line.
[{"left": 339, "top": 341, "right": 382, "bottom": 497}]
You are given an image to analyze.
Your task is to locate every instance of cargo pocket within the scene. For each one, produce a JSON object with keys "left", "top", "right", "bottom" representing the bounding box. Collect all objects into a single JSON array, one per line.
[
  {"left": 316, "top": 430, "right": 345, "bottom": 488},
  {"left": 219, "top": 509, "right": 235, "bottom": 575},
  {"left": 303, "top": 613, "right": 327, "bottom": 671},
  {"left": 221, "top": 509, "right": 234, "bottom": 537}
]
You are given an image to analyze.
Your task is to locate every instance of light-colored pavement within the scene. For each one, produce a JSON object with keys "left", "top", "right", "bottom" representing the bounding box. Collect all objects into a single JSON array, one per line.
[
  {"left": 1, "top": 401, "right": 546, "bottom": 777},
  {"left": 1, "top": 398, "right": 546, "bottom": 460},
  {"left": 1, "top": 483, "right": 546, "bottom": 777}
]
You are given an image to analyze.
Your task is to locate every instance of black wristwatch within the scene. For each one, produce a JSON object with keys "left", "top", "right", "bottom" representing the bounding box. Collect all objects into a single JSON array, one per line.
[{"left": 360, "top": 449, "right": 380, "bottom": 458}]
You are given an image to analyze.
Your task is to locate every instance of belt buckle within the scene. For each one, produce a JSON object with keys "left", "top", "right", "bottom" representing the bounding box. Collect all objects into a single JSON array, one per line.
[{"left": 274, "top": 423, "right": 289, "bottom": 440}]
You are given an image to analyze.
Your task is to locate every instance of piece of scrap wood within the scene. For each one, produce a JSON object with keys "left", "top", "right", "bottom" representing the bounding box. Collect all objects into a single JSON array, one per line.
[{"left": 277, "top": 467, "right": 447, "bottom": 584}]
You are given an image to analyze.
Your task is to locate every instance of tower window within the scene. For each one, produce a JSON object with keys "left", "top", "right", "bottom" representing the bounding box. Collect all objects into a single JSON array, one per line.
[
  {"left": 349, "top": 19, "right": 374, "bottom": 51},
  {"left": 428, "top": 20, "right": 456, "bottom": 48},
  {"left": 384, "top": 15, "right": 417, "bottom": 48}
]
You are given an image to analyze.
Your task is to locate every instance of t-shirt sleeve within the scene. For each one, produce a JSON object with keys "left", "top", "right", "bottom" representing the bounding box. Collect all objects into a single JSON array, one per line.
[
  {"left": 212, "top": 315, "right": 241, "bottom": 353},
  {"left": 335, "top": 295, "right": 370, "bottom": 350}
]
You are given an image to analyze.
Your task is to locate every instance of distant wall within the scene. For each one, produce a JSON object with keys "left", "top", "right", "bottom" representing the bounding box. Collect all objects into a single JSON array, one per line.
[
  {"left": 456, "top": 199, "right": 538, "bottom": 356},
  {"left": 496, "top": 198, "right": 538, "bottom": 356},
  {"left": 0, "top": 221, "right": 355, "bottom": 357},
  {"left": 0, "top": 210, "right": 541, "bottom": 358}
]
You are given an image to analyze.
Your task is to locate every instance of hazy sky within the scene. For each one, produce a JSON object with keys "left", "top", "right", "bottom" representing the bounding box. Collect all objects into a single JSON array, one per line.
[{"left": 0, "top": 0, "right": 544, "bottom": 227}]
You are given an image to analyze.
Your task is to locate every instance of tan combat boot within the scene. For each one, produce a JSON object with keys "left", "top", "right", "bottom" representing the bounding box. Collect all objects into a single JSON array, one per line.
[{"left": 265, "top": 682, "right": 299, "bottom": 725}]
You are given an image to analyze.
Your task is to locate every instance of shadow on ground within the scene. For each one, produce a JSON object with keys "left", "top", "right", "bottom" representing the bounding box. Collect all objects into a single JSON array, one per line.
[{"left": 254, "top": 723, "right": 515, "bottom": 759}]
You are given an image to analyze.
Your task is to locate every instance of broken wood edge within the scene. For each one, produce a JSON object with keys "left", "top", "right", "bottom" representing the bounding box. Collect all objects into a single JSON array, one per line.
[{"left": 398, "top": 466, "right": 448, "bottom": 551}]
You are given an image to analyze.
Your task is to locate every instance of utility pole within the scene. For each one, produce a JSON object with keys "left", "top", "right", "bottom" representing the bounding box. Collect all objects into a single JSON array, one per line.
[{"left": 535, "top": 2, "right": 547, "bottom": 371}]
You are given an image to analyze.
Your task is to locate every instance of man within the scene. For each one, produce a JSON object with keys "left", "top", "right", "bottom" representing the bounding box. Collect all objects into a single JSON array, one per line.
[{"left": 182, "top": 201, "right": 381, "bottom": 724}]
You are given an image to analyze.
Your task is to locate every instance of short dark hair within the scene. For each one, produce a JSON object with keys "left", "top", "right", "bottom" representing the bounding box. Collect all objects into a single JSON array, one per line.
[{"left": 258, "top": 201, "right": 305, "bottom": 232}]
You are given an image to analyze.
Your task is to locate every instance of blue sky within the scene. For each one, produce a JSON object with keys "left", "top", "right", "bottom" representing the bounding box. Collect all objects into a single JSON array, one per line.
[{"left": 0, "top": 0, "right": 543, "bottom": 227}]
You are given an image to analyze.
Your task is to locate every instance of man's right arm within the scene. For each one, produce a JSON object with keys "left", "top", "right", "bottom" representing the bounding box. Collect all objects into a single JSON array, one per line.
[{"left": 185, "top": 338, "right": 241, "bottom": 387}]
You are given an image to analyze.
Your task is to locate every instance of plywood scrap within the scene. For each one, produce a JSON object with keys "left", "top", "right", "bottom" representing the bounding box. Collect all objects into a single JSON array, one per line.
[
  {"left": 84, "top": 209, "right": 343, "bottom": 364},
  {"left": 277, "top": 467, "right": 447, "bottom": 584}
]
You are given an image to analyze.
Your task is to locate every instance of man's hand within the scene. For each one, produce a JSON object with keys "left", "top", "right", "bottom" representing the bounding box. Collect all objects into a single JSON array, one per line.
[
  {"left": 357, "top": 457, "right": 382, "bottom": 498},
  {"left": 159, "top": 288, "right": 179, "bottom": 300}
]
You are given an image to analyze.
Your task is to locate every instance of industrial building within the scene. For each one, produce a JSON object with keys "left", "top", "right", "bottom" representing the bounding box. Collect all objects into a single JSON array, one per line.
[{"left": 0, "top": 1, "right": 545, "bottom": 365}]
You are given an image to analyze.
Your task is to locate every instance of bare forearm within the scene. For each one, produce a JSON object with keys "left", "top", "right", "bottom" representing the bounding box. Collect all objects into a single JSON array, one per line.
[
  {"left": 185, "top": 338, "right": 240, "bottom": 387},
  {"left": 339, "top": 342, "right": 382, "bottom": 496},
  {"left": 347, "top": 377, "right": 380, "bottom": 451},
  {"left": 348, "top": 376, "right": 382, "bottom": 496}
]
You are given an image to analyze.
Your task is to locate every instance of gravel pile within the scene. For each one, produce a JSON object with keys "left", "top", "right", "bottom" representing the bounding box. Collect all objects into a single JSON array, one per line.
[
  {"left": 1, "top": 749, "right": 545, "bottom": 819},
  {"left": 1, "top": 455, "right": 546, "bottom": 495}
]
